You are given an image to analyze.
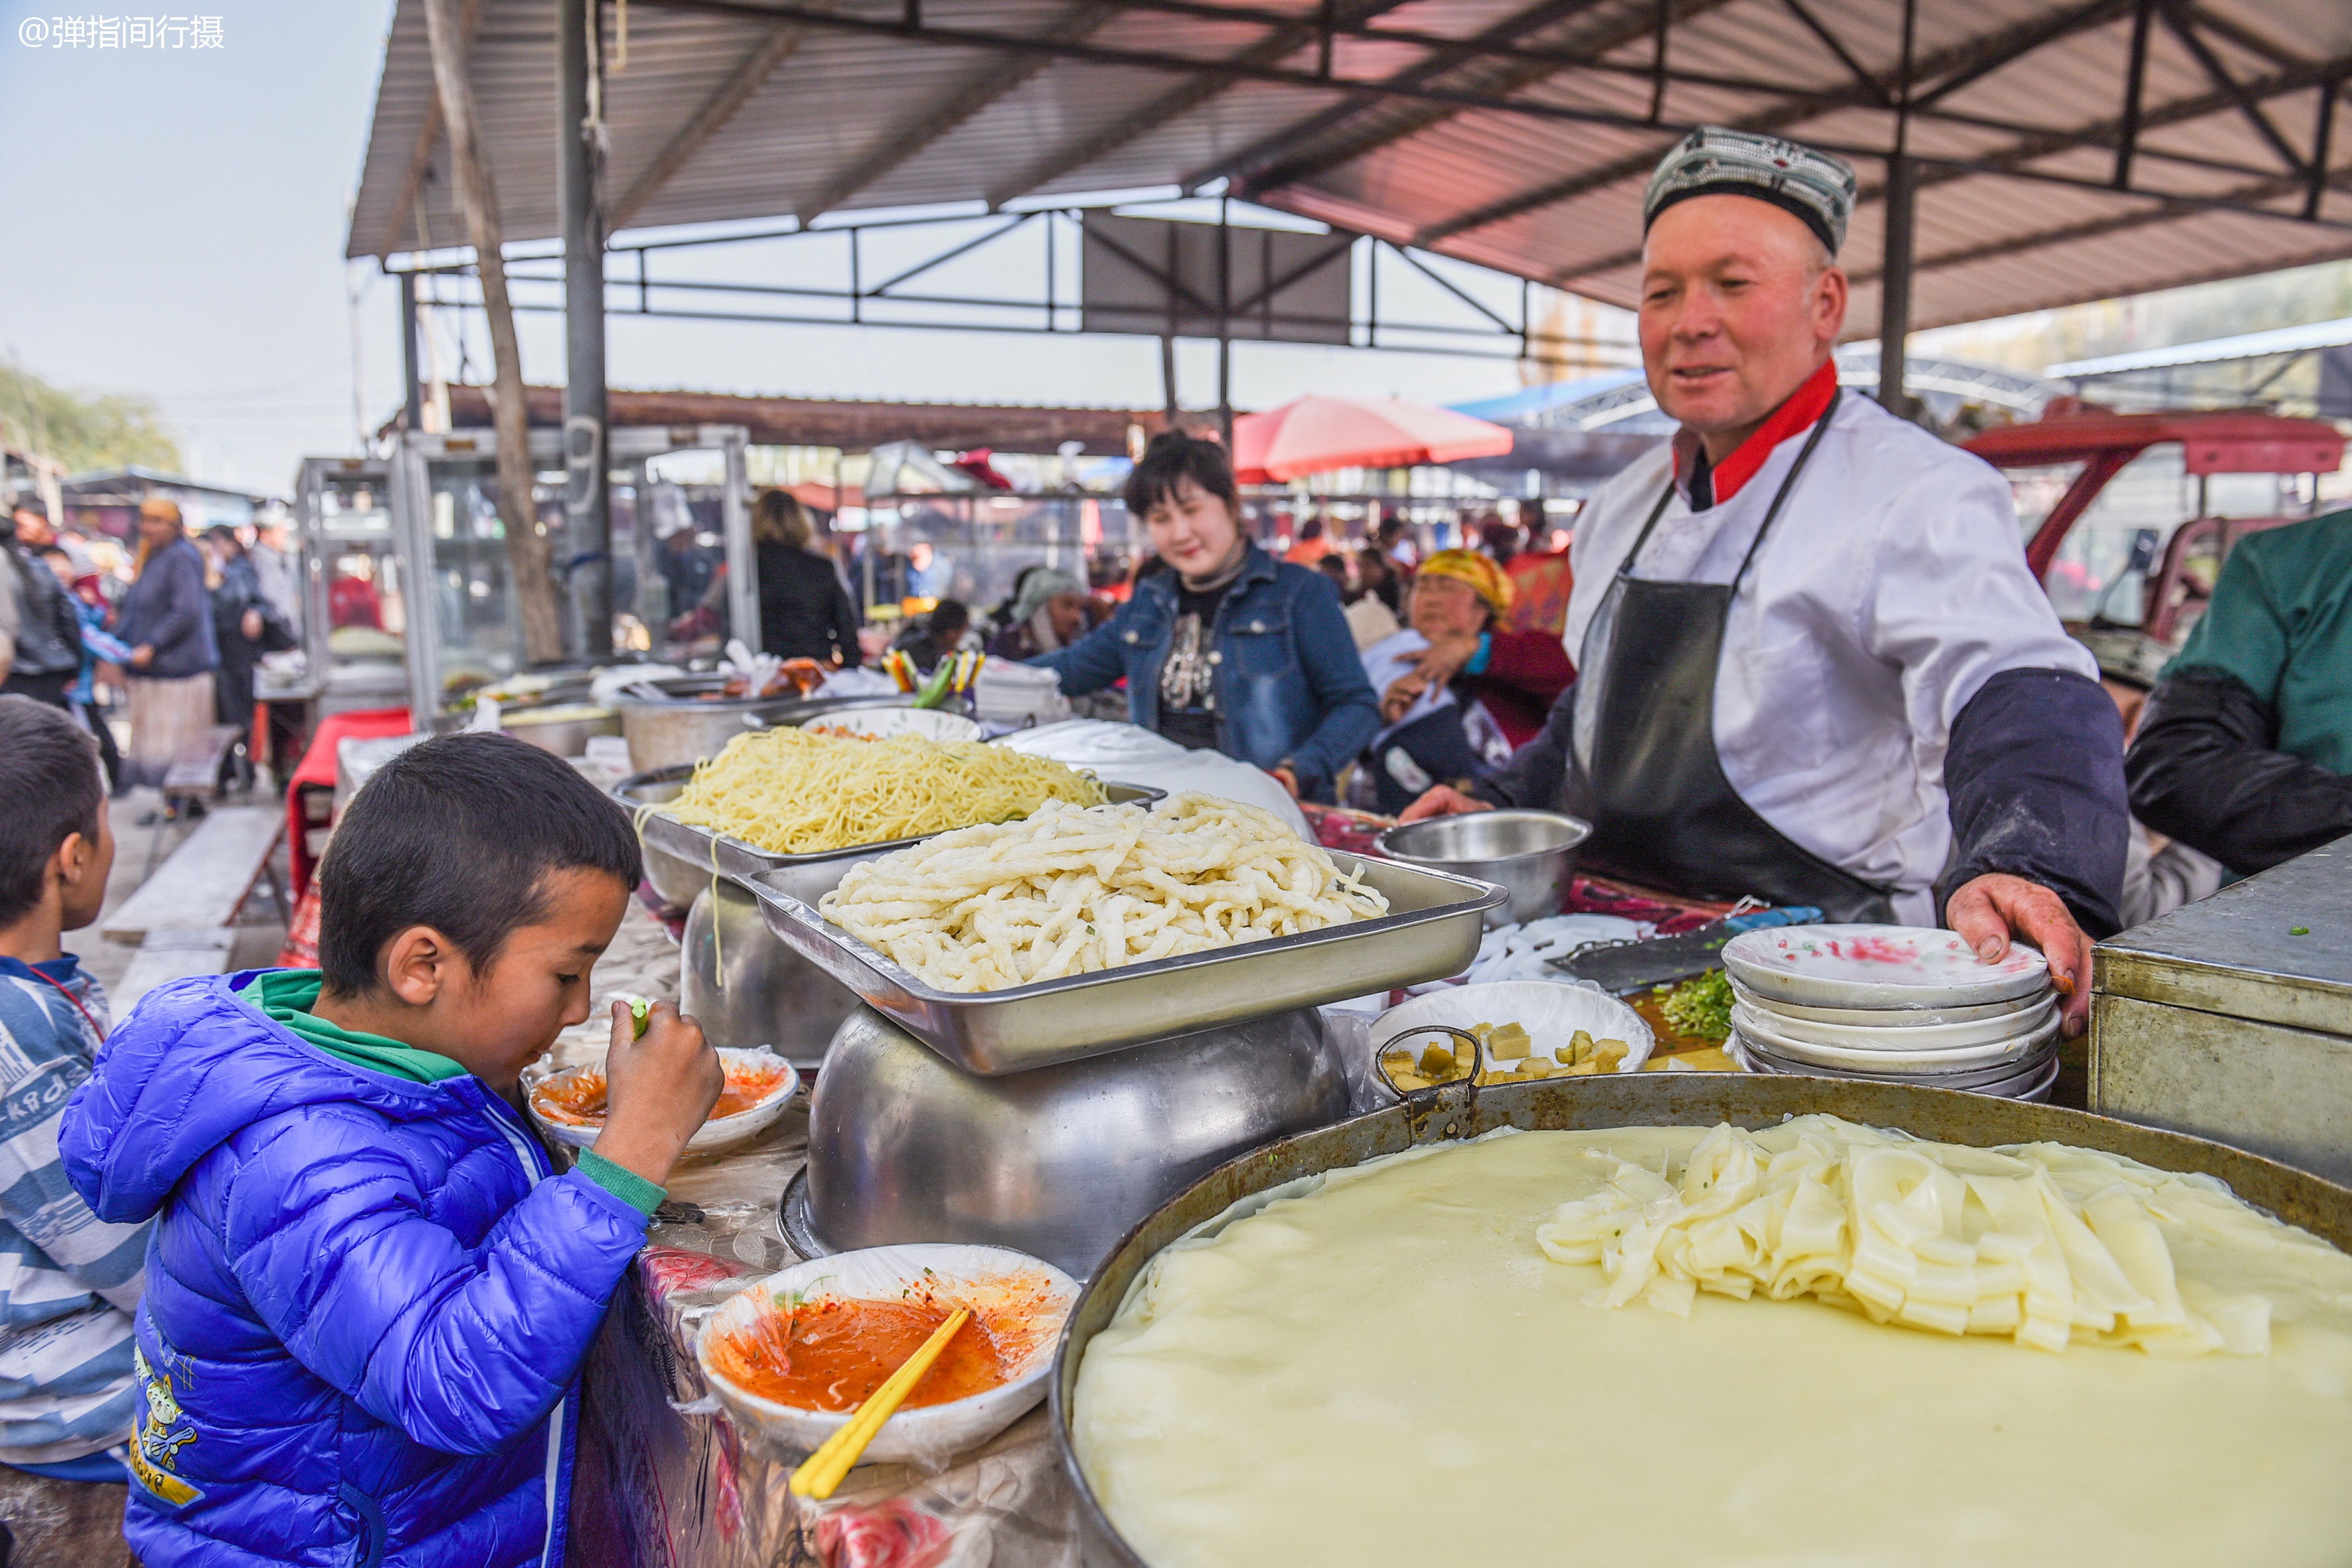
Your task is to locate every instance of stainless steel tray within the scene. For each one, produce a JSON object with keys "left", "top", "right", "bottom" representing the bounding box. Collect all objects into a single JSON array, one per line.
[
  {"left": 742, "top": 853, "right": 1506, "bottom": 1075},
  {"left": 614, "top": 763, "right": 1163, "bottom": 905}
]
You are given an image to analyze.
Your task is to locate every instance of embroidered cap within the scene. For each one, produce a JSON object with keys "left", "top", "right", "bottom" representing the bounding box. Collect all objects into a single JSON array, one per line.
[{"left": 1642, "top": 127, "right": 1858, "bottom": 256}]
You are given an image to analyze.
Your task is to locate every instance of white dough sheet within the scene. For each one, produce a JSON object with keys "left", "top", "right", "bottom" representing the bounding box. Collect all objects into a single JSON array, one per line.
[{"left": 1073, "top": 1123, "right": 2352, "bottom": 1568}]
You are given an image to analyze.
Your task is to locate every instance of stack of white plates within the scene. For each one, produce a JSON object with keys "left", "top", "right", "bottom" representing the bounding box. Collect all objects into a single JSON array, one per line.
[{"left": 1719, "top": 924, "right": 2061, "bottom": 1101}]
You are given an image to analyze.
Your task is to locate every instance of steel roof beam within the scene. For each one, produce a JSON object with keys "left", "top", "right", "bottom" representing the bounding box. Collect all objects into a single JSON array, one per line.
[
  {"left": 2157, "top": 0, "right": 2309, "bottom": 177},
  {"left": 1777, "top": 0, "right": 1893, "bottom": 108},
  {"left": 1553, "top": 47, "right": 2352, "bottom": 283},
  {"left": 980, "top": 0, "right": 1415, "bottom": 209},
  {"left": 611, "top": 24, "right": 809, "bottom": 233},
  {"left": 1408, "top": 0, "right": 2136, "bottom": 248},
  {"left": 1172, "top": 0, "right": 1613, "bottom": 195},
  {"left": 796, "top": 0, "right": 1124, "bottom": 223},
  {"left": 1239, "top": 0, "right": 1744, "bottom": 200}
]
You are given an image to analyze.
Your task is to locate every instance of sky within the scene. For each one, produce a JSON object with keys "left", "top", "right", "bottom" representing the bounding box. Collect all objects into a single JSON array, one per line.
[{"left": 0, "top": 1, "right": 1587, "bottom": 499}]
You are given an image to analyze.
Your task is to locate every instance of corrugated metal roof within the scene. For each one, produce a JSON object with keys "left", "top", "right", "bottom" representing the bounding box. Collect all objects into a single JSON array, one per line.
[{"left": 348, "top": 0, "right": 2352, "bottom": 335}]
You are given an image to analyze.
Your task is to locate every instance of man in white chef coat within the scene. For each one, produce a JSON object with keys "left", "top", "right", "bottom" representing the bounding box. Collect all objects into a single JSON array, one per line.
[{"left": 1403, "top": 127, "right": 2127, "bottom": 1036}]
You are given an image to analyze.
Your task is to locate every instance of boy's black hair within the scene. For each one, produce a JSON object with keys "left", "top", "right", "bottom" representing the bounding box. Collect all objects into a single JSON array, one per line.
[
  {"left": 317, "top": 732, "right": 643, "bottom": 996},
  {"left": 1124, "top": 431, "right": 1238, "bottom": 520},
  {"left": 0, "top": 696, "right": 104, "bottom": 927},
  {"left": 929, "top": 598, "right": 970, "bottom": 635}
]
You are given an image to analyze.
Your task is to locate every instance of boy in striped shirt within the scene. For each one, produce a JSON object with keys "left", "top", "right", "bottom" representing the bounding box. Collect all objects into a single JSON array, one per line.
[{"left": 0, "top": 696, "right": 149, "bottom": 1555}]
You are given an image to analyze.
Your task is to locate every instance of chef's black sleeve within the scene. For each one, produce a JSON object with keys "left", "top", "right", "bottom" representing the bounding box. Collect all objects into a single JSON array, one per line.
[
  {"left": 2126, "top": 665, "right": 2352, "bottom": 878},
  {"left": 1938, "top": 667, "right": 2128, "bottom": 938},
  {"left": 1475, "top": 679, "right": 1575, "bottom": 810}
]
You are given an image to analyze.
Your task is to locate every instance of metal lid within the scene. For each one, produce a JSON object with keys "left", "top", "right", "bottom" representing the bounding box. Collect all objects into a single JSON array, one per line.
[{"left": 2094, "top": 833, "right": 2351, "bottom": 1034}]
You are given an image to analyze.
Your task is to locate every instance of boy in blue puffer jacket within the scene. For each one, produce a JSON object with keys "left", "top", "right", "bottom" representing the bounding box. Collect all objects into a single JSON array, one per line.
[{"left": 60, "top": 733, "right": 725, "bottom": 1567}]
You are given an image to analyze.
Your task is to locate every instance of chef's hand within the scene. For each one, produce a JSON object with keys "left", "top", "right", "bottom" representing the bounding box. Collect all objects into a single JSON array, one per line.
[
  {"left": 593, "top": 1000, "right": 724, "bottom": 1188},
  {"left": 1946, "top": 874, "right": 2093, "bottom": 1040},
  {"left": 1381, "top": 673, "right": 1426, "bottom": 724},
  {"left": 1398, "top": 784, "right": 1493, "bottom": 824},
  {"left": 1269, "top": 765, "right": 1301, "bottom": 799}
]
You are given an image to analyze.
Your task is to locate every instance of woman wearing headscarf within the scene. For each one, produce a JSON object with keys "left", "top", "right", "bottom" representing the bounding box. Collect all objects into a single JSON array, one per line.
[
  {"left": 111, "top": 497, "right": 220, "bottom": 796},
  {"left": 1030, "top": 432, "right": 1376, "bottom": 801},
  {"left": 1357, "top": 548, "right": 1575, "bottom": 815},
  {"left": 985, "top": 568, "right": 1091, "bottom": 661},
  {"left": 749, "top": 489, "right": 862, "bottom": 667}
]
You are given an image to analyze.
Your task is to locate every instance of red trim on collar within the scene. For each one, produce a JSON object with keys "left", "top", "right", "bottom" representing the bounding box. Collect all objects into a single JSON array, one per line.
[{"left": 1672, "top": 358, "right": 1840, "bottom": 508}]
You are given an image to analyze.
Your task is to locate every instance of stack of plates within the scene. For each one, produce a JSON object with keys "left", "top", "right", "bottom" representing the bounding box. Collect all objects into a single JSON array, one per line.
[{"left": 1719, "top": 924, "right": 2061, "bottom": 1101}]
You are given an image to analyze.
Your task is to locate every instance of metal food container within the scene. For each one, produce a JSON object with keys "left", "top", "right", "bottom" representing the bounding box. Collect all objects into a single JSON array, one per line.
[
  {"left": 2090, "top": 832, "right": 2352, "bottom": 1184},
  {"left": 681, "top": 878, "right": 865, "bottom": 1069},
  {"left": 788, "top": 1004, "right": 1348, "bottom": 1279},
  {"left": 744, "top": 854, "right": 1505, "bottom": 1075},
  {"left": 612, "top": 674, "right": 819, "bottom": 773},
  {"left": 1050, "top": 1073, "right": 2352, "bottom": 1568},
  {"left": 613, "top": 766, "right": 1167, "bottom": 910},
  {"left": 1376, "top": 809, "right": 1591, "bottom": 927}
]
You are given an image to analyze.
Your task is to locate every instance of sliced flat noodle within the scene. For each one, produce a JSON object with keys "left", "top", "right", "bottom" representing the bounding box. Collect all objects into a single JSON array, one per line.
[
  {"left": 1534, "top": 1114, "right": 2288, "bottom": 1355},
  {"left": 820, "top": 792, "right": 1388, "bottom": 992}
]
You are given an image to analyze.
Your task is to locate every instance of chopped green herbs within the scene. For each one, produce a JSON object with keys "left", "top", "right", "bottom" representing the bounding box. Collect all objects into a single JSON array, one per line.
[{"left": 1656, "top": 969, "right": 1735, "bottom": 1044}]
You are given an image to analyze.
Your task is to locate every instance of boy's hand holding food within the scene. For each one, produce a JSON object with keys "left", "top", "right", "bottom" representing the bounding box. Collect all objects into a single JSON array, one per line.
[{"left": 591, "top": 1000, "right": 723, "bottom": 1187}]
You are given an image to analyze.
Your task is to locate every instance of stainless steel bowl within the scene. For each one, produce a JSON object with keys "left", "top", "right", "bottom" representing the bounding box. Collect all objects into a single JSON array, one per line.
[
  {"left": 682, "top": 878, "right": 864, "bottom": 1069},
  {"left": 801, "top": 1004, "right": 1349, "bottom": 1279},
  {"left": 613, "top": 675, "right": 821, "bottom": 773},
  {"left": 1375, "top": 808, "right": 1590, "bottom": 927},
  {"left": 1052, "top": 1073, "right": 2352, "bottom": 1568}
]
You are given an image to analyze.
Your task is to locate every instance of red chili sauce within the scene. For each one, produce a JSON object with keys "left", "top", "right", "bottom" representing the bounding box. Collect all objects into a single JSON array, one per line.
[
  {"left": 706, "top": 1295, "right": 1010, "bottom": 1412},
  {"left": 533, "top": 1064, "right": 786, "bottom": 1127}
]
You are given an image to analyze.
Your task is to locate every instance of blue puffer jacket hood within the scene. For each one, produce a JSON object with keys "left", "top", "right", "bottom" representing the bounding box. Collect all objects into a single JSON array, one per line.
[{"left": 61, "top": 973, "right": 652, "bottom": 1568}]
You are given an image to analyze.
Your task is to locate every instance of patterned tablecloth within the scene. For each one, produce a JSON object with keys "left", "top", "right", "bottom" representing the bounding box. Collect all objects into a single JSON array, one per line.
[{"left": 549, "top": 901, "right": 1083, "bottom": 1568}]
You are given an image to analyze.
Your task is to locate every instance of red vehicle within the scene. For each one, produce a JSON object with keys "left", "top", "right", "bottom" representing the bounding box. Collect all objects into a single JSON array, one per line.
[{"left": 1964, "top": 405, "right": 2344, "bottom": 685}]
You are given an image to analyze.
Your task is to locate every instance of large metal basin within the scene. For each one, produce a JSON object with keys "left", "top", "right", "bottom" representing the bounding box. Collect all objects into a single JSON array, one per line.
[
  {"left": 613, "top": 674, "right": 830, "bottom": 773},
  {"left": 1052, "top": 1073, "right": 2352, "bottom": 1568},
  {"left": 681, "top": 878, "right": 864, "bottom": 1069},
  {"left": 801, "top": 1004, "right": 1348, "bottom": 1279}
]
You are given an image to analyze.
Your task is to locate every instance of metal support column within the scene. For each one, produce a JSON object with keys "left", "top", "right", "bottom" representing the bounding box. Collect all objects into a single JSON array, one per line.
[
  {"left": 1877, "top": 154, "right": 1917, "bottom": 418},
  {"left": 1216, "top": 198, "right": 1233, "bottom": 448},
  {"left": 400, "top": 272, "right": 425, "bottom": 433},
  {"left": 559, "top": 0, "right": 613, "bottom": 657}
]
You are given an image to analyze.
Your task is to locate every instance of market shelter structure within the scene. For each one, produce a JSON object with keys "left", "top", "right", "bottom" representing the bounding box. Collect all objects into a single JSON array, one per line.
[{"left": 351, "top": 0, "right": 2352, "bottom": 412}]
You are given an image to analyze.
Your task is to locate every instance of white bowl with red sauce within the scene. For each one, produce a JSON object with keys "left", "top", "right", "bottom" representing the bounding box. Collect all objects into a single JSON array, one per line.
[
  {"left": 526, "top": 1046, "right": 801, "bottom": 1156},
  {"left": 695, "top": 1243, "right": 1079, "bottom": 1468}
]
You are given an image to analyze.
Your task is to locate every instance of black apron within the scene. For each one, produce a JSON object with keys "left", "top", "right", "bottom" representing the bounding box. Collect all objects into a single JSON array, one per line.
[{"left": 1561, "top": 392, "right": 1897, "bottom": 923}]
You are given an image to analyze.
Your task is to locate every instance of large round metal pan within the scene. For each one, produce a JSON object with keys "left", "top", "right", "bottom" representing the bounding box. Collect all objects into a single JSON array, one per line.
[{"left": 1050, "top": 1072, "right": 2352, "bottom": 1568}]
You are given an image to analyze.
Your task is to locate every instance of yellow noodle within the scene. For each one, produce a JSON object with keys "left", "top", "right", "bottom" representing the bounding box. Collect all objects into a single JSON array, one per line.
[{"left": 660, "top": 726, "right": 1107, "bottom": 855}]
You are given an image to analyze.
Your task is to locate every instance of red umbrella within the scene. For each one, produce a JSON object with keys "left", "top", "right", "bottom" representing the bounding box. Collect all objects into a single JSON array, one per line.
[{"left": 1231, "top": 394, "right": 1515, "bottom": 483}]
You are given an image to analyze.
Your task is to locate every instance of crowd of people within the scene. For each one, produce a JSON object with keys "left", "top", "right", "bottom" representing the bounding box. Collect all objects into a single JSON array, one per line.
[{"left": 1, "top": 497, "right": 301, "bottom": 815}]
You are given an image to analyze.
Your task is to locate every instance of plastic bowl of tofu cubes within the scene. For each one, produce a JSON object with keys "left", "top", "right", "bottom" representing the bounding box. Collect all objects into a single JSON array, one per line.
[{"left": 1371, "top": 981, "right": 1655, "bottom": 1095}]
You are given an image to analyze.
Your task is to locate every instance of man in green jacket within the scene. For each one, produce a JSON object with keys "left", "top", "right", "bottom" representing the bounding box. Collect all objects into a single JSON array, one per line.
[{"left": 2126, "top": 512, "right": 2352, "bottom": 876}]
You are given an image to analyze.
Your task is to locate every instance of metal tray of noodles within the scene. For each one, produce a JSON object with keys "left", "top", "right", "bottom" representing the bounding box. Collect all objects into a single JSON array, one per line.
[
  {"left": 1048, "top": 1073, "right": 2352, "bottom": 1568},
  {"left": 741, "top": 854, "right": 1506, "bottom": 1075},
  {"left": 613, "top": 763, "right": 1164, "bottom": 907}
]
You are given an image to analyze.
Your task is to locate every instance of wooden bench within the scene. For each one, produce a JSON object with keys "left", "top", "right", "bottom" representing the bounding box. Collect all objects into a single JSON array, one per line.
[
  {"left": 106, "top": 806, "right": 289, "bottom": 945},
  {"left": 161, "top": 723, "right": 245, "bottom": 805},
  {"left": 111, "top": 928, "right": 237, "bottom": 1016}
]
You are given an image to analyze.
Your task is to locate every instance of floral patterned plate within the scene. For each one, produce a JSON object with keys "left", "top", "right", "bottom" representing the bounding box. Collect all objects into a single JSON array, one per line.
[{"left": 1721, "top": 924, "right": 2050, "bottom": 1010}]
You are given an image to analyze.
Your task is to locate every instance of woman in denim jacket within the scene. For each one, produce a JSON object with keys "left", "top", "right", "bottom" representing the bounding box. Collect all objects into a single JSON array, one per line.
[{"left": 1032, "top": 434, "right": 1377, "bottom": 802}]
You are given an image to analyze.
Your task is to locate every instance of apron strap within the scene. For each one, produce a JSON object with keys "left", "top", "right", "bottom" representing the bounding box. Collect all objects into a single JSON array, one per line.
[
  {"left": 1730, "top": 388, "right": 1841, "bottom": 593},
  {"left": 1618, "top": 386, "right": 1844, "bottom": 591}
]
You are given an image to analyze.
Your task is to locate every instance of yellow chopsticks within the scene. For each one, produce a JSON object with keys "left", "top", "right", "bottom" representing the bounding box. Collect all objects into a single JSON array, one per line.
[{"left": 787, "top": 1307, "right": 971, "bottom": 1500}]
